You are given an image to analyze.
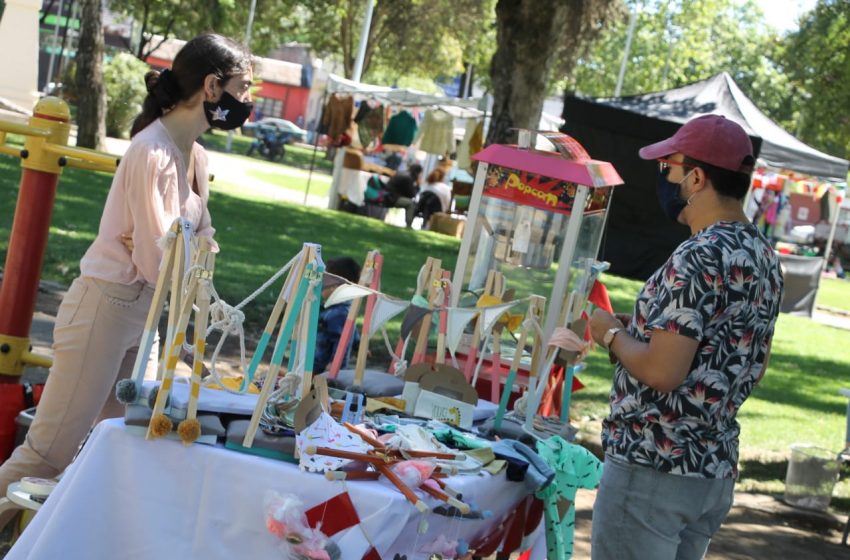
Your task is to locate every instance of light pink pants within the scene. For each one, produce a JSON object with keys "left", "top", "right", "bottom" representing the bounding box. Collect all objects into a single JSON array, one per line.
[{"left": 0, "top": 276, "right": 158, "bottom": 521}]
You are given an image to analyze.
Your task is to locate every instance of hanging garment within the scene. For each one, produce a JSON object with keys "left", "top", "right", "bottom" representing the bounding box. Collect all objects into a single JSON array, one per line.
[
  {"left": 354, "top": 100, "right": 385, "bottom": 149},
  {"left": 321, "top": 94, "right": 354, "bottom": 141},
  {"left": 382, "top": 110, "right": 418, "bottom": 146},
  {"left": 416, "top": 109, "right": 454, "bottom": 155},
  {"left": 456, "top": 118, "right": 482, "bottom": 171}
]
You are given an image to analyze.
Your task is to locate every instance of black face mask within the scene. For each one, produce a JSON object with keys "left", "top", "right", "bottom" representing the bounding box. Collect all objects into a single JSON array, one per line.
[
  {"left": 656, "top": 167, "right": 693, "bottom": 222},
  {"left": 203, "top": 91, "right": 253, "bottom": 130}
]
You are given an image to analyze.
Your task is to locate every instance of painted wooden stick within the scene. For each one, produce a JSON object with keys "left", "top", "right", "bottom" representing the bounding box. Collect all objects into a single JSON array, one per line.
[
  {"left": 159, "top": 225, "right": 187, "bottom": 381},
  {"left": 463, "top": 270, "right": 496, "bottom": 382},
  {"left": 435, "top": 270, "right": 451, "bottom": 365},
  {"left": 325, "top": 470, "right": 381, "bottom": 481},
  {"left": 185, "top": 244, "right": 215, "bottom": 424},
  {"left": 353, "top": 252, "right": 383, "bottom": 386},
  {"left": 328, "top": 250, "right": 378, "bottom": 378},
  {"left": 411, "top": 258, "right": 442, "bottom": 365},
  {"left": 300, "top": 263, "right": 324, "bottom": 398},
  {"left": 124, "top": 220, "right": 179, "bottom": 396}
]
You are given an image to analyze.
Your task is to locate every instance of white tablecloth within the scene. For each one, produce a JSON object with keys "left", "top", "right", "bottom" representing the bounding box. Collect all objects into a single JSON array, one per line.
[{"left": 7, "top": 419, "right": 539, "bottom": 559}]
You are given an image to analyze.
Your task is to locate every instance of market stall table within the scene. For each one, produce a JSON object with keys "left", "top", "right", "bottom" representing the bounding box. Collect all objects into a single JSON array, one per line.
[{"left": 6, "top": 419, "right": 539, "bottom": 559}]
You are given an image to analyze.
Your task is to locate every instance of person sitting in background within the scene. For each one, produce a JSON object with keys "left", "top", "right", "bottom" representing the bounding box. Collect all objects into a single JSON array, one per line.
[
  {"left": 314, "top": 257, "right": 361, "bottom": 374},
  {"left": 420, "top": 168, "right": 452, "bottom": 213},
  {"left": 416, "top": 168, "right": 452, "bottom": 228},
  {"left": 386, "top": 163, "right": 422, "bottom": 228}
]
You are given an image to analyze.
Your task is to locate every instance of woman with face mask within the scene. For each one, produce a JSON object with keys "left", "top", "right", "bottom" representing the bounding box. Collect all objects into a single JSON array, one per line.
[
  {"left": 0, "top": 34, "right": 254, "bottom": 526},
  {"left": 588, "top": 115, "right": 784, "bottom": 560}
]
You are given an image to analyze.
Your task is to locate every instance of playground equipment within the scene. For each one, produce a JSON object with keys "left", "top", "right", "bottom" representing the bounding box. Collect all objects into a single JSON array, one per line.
[{"left": 0, "top": 96, "right": 121, "bottom": 379}]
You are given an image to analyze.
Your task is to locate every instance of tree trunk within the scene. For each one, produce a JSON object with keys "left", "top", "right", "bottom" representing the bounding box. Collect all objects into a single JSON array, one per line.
[
  {"left": 487, "top": 0, "right": 619, "bottom": 145},
  {"left": 487, "top": 0, "right": 566, "bottom": 145},
  {"left": 75, "top": 0, "right": 105, "bottom": 150}
]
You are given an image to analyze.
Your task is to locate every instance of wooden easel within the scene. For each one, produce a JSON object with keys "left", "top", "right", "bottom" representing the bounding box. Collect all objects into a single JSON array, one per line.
[
  {"left": 146, "top": 238, "right": 215, "bottom": 442},
  {"left": 243, "top": 245, "right": 324, "bottom": 448}
]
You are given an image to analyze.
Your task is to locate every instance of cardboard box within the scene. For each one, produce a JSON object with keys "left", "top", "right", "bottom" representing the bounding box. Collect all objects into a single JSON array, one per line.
[{"left": 430, "top": 212, "right": 465, "bottom": 238}]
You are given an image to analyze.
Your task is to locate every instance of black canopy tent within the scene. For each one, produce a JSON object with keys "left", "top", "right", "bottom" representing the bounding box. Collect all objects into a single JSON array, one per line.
[{"left": 561, "top": 72, "right": 849, "bottom": 279}]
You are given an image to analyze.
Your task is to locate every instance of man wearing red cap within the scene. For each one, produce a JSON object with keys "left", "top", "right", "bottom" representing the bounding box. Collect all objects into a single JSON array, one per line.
[{"left": 588, "top": 114, "right": 784, "bottom": 559}]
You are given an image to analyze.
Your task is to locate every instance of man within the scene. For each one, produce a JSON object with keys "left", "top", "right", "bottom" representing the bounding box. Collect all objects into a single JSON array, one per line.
[
  {"left": 386, "top": 163, "right": 422, "bottom": 228},
  {"left": 588, "top": 115, "right": 784, "bottom": 559}
]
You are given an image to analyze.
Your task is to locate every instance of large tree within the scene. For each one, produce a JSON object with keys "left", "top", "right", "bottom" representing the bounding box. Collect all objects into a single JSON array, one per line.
[
  {"left": 278, "top": 0, "right": 494, "bottom": 81},
  {"left": 486, "top": 0, "right": 623, "bottom": 144},
  {"left": 779, "top": 0, "right": 850, "bottom": 160},
  {"left": 76, "top": 0, "right": 106, "bottom": 149},
  {"left": 568, "top": 0, "right": 793, "bottom": 131},
  {"left": 107, "top": 0, "right": 294, "bottom": 58}
]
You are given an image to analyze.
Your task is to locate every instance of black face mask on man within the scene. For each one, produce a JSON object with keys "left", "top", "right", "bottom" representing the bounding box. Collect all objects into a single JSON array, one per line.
[
  {"left": 656, "top": 167, "right": 695, "bottom": 222},
  {"left": 203, "top": 91, "right": 253, "bottom": 130}
]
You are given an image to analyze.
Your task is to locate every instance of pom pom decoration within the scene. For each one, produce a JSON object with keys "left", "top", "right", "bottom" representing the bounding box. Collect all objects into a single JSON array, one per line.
[
  {"left": 149, "top": 414, "right": 173, "bottom": 438},
  {"left": 115, "top": 379, "right": 138, "bottom": 404},
  {"left": 177, "top": 418, "right": 201, "bottom": 445}
]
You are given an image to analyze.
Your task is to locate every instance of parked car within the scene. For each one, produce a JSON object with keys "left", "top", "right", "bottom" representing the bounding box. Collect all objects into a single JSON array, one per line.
[{"left": 241, "top": 118, "right": 306, "bottom": 143}]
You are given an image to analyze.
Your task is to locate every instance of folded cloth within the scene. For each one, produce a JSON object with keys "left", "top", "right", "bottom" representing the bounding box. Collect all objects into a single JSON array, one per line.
[{"left": 492, "top": 439, "right": 556, "bottom": 493}]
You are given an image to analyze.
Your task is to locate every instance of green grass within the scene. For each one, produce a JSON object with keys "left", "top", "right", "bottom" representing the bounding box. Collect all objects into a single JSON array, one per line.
[
  {"left": 239, "top": 168, "right": 331, "bottom": 198},
  {"left": 817, "top": 276, "right": 850, "bottom": 313}
]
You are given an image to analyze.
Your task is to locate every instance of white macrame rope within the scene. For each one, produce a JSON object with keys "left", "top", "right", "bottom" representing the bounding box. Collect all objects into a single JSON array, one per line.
[
  {"left": 177, "top": 251, "right": 303, "bottom": 395},
  {"left": 382, "top": 325, "right": 409, "bottom": 377}
]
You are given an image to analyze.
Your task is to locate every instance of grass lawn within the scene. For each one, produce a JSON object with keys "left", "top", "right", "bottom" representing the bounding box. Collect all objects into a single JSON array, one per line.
[
  {"left": 3, "top": 150, "right": 850, "bottom": 509},
  {"left": 817, "top": 276, "right": 850, "bottom": 313}
]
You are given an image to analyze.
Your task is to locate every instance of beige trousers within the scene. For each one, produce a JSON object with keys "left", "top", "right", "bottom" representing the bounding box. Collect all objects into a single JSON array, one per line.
[{"left": 0, "top": 276, "right": 158, "bottom": 511}]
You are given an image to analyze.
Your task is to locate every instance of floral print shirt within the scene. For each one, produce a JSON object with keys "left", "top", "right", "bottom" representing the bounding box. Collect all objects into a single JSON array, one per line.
[{"left": 602, "top": 221, "right": 784, "bottom": 478}]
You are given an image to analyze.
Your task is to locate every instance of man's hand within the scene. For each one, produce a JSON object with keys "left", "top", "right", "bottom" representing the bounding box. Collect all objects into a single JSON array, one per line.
[
  {"left": 589, "top": 308, "right": 621, "bottom": 347},
  {"left": 615, "top": 313, "right": 632, "bottom": 328}
]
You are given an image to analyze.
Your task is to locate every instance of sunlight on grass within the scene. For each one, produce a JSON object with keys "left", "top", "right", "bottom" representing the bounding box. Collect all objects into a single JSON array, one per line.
[{"left": 817, "top": 276, "right": 850, "bottom": 312}]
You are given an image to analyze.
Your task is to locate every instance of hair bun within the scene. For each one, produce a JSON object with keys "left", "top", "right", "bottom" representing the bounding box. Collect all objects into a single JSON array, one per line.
[{"left": 146, "top": 68, "right": 181, "bottom": 109}]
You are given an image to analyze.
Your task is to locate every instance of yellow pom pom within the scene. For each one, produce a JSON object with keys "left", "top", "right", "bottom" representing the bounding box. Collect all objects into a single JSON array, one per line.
[
  {"left": 149, "top": 414, "right": 173, "bottom": 439},
  {"left": 177, "top": 418, "right": 201, "bottom": 445}
]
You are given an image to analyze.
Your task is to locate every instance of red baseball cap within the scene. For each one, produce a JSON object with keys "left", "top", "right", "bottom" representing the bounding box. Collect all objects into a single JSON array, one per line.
[{"left": 639, "top": 114, "right": 754, "bottom": 173}]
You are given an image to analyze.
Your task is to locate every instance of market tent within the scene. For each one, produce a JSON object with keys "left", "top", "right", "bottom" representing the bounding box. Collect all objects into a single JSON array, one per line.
[
  {"left": 324, "top": 73, "right": 482, "bottom": 111},
  {"left": 561, "top": 72, "right": 849, "bottom": 279}
]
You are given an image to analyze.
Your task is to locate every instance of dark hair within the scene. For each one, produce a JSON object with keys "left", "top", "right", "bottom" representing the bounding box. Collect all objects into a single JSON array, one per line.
[
  {"left": 325, "top": 257, "right": 361, "bottom": 284},
  {"left": 683, "top": 155, "right": 754, "bottom": 200},
  {"left": 408, "top": 163, "right": 423, "bottom": 179},
  {"left": 426, "top": 168, "right": 445, "bottom": 184},
  {"left": 131, "top": 34, "right": 252, "bottom": 137}
]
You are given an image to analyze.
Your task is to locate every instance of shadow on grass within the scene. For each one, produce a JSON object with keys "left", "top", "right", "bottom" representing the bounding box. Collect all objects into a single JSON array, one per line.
[{"left": 750, "top": 351, "right": 848, "bottom": 416}]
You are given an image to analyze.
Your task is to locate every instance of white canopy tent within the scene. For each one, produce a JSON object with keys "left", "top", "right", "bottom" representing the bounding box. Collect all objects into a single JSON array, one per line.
[{"left": 304, "top": 73, "right": 485, "bottom": 206}]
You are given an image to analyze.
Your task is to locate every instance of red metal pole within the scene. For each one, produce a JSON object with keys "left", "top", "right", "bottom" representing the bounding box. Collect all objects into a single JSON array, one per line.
[
  {"left": 0, "top": 97, "right": 70, "bottom": 379},
  {"left": 0, "top": 169, "right": 60, "bottom": 337}
]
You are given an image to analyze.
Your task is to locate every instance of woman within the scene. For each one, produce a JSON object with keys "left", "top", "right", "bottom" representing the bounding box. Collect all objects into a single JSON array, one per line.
[
  {"left": 0, "top": 34, "right": 254, "bottom": 519},
  {"left": 417, "top": 167, "right": 452, "bottom": 227}
]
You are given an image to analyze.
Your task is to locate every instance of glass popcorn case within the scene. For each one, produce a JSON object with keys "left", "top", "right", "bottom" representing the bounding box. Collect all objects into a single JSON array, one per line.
[{"left": 451, "top": 131, "right": 624, "bottom": 340}]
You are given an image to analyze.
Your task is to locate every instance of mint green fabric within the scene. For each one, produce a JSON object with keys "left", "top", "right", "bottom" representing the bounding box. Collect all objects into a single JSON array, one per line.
[{"left": 535, "top": 436, "right": 603, "bottom": 560}]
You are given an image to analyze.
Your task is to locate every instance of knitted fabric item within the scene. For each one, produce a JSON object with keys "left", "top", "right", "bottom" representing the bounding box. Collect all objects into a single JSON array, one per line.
[{"left": 534, "top": 436, "right": 603, "bottom": 559}]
